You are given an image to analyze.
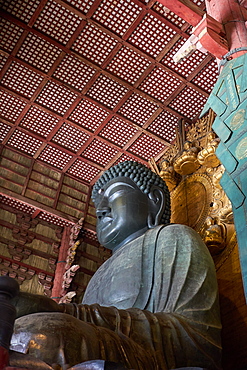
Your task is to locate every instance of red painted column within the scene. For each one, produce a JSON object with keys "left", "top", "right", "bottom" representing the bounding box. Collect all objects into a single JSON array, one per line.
[
  {"left": 51, "top": 226, "right": 71, "bottom": 303},
  {"left": 205, "top": 0, "right": 247, "bottom": 59}
]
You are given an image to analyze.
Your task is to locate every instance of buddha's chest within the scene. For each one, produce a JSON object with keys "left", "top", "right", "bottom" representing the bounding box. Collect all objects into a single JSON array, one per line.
[{"left": 82, "top": 239, "right": 144, "bottom": 309}]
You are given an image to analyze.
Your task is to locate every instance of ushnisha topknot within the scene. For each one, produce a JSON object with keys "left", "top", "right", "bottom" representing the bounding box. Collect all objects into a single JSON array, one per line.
[{"left": 92, "top": 160, "right": 171, "bottom": 225}]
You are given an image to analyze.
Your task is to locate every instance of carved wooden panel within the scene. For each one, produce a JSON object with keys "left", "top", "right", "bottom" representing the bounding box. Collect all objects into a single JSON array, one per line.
[{"left": 171, "top": 174, "right": 213, "bottom": 231}]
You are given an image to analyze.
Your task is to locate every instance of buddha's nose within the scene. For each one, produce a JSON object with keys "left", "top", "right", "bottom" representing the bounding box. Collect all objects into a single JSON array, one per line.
[{"left": 96, "top": 207, "right": 111, "bottom": 220}]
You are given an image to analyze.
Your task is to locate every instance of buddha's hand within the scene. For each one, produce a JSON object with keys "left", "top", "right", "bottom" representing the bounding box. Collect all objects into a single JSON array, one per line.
[{"left": 11, "top": 291, "right": 63, "bottom": 318}]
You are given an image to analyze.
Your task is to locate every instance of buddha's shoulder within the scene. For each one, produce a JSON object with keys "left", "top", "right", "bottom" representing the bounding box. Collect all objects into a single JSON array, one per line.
[
  {"left": 150, "top": 224, "right": 205, "bottom": 247},
  {"left": 152, "top": 223, "right": 198, "bottom": 236}
]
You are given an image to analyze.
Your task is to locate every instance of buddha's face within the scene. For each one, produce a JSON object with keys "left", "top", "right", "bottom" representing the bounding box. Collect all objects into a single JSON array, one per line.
[{"left": 94, "top": 177, "right": 153, "bottom": 252}]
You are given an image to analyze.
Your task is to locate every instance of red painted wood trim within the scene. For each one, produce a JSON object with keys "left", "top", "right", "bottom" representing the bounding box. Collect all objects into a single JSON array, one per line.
[
  {"left": 0, "top": 254, "right": 55, "bottom": 277},
  {"left": 157, "top": 0, "right": 204, "bottom": 26},
  {"left": 50, "top": 226, "right": 71, "bottom": 302}
]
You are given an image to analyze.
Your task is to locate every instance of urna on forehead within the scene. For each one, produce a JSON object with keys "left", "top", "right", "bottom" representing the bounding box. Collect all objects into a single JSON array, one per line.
[{"left": 92, "top": 161, "right": 168, "bottom": 200}]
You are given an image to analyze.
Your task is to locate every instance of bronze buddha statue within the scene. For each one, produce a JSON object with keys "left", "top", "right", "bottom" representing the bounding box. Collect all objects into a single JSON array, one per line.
[{"left": 6, "top": 161, "right": 221, "bottom": 370}]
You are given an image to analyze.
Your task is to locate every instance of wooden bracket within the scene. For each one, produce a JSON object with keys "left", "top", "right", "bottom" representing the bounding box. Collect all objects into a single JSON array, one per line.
[
  {"left": 173, "top": 13, "right": 229, "bottom": 62},
  {"left": 192, "top": 14, "right": 229, "bottom": 59}
]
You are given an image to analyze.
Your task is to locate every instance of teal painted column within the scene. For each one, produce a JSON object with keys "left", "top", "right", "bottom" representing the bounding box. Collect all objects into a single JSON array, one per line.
[{"left": 201, "top": 53, "right": 247, "bottom": 299}]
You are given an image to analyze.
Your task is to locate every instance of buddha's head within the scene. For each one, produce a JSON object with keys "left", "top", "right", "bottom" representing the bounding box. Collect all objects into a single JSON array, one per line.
[{"left": 92, "top": 161, "right": 170, "bottom": 252}]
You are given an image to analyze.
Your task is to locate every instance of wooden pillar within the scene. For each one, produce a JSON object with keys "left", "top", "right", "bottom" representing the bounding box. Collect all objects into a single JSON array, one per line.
[
  {"left": 51, "top": 226, "right": 71, "bottom": 303},
  {"left": 206, "top": 0, "right": 247, "bottom": 59}
]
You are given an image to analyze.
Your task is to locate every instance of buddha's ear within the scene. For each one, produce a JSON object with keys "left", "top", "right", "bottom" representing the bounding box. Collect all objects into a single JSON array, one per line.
[{"left": 147, "top": 185, "right": 165, "bottom": 228}]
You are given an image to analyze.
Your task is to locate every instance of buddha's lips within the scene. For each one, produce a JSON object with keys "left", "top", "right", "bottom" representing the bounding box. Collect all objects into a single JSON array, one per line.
[{"left": 101, "top": 216, "right": 113, "bottom": 224}]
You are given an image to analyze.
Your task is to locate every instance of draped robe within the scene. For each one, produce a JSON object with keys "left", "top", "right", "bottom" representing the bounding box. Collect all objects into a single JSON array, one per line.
[
  {"left": 62, "top": 224, "right": 222, "bottom": 369},
  {"left": 11, "top": 224, "right": 221, "bottom": 369}
]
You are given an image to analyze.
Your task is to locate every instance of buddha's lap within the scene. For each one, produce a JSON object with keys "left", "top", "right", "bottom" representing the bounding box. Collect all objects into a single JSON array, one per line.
[{"left": 10, "top": 312, "right": 155, "bottom": 369}]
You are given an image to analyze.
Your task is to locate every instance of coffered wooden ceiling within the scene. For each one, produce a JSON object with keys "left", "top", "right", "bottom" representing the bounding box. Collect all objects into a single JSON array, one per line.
[{"left": 0, "top": 0, "right": 218, "bottom": 232}]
